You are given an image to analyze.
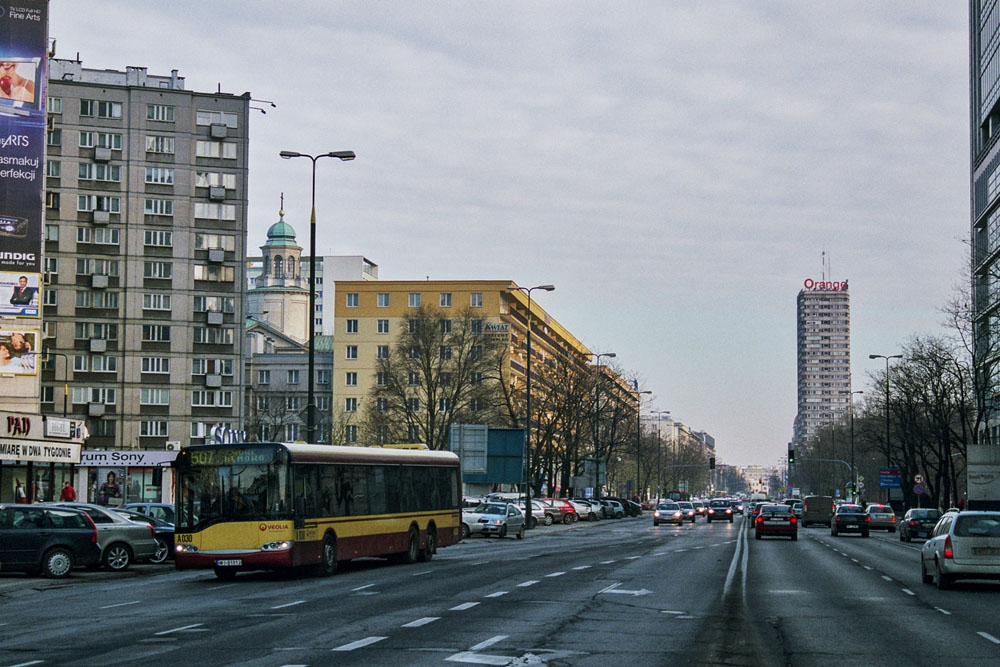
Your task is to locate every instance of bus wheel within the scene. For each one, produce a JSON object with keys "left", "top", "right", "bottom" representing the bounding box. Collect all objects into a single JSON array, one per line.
[
  {"left": 314, "top": 535, "right": 338, "bottom": 576},
  {"left": 419, "top": 529, "right": 436, "bottom": 562}
]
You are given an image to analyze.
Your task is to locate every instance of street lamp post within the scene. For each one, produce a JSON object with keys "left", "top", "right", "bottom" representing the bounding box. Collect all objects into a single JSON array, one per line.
[
  {"left": 279, "top": 149, "right": 355, "bottom": 443},
  {"left": 507, "top": 284, "right": 555, "bottom": 527},
  {"left": 869, "top": 354, "right": 902, "bottom": 503},
  {"left": 586, "top": 352, "right": 616, "bottom": 496},
  {"left": 650, "top": 410, "right": 670, "bottom": 502},
  {"left": 849, "top": 390, "right": 863, "bottom": 503},
  {"left": 636, "top": 390, "right": 652, "bottom": 500}
]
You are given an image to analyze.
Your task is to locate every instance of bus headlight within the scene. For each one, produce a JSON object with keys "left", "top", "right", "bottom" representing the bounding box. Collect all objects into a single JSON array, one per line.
[
  {"left": 261, "top": 541, "right": 292, "bottom": 551},
  {"left": 176, "top": 544, "right": 199, "bottom": 553}
]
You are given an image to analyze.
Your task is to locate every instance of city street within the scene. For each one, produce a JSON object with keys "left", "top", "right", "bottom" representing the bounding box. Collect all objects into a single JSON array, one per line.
[{"left": 2, "top": 515, "right": 999, "bottom": 666}]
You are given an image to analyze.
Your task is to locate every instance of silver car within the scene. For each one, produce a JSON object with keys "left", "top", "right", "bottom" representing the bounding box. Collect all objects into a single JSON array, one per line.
[
  {"left": 47, "top": 502, "right": 159, "bottom": 571},
  {"left": 477, "top": 502, "right": 526, "bottom": 539},
  {"left": 865, "top": 504, "right": 897, "bottom": 532},
  {"left": 921, "top": 511, "right": 1000, "bottom": 589}
]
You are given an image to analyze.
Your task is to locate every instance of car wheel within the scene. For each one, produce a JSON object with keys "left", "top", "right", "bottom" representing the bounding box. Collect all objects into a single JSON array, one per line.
[
  {"left": 498, "top": 525, "right": 507, "bottom": 539},
  {"left": 900, "top": 531, "right": 905, "bottom": 542},
  {"left": 862, "top": 530, "right": 870, "bottom": 538},
  {"left": 755, "top": 531, "right": 762, "bottom": 540},
  {"left": 42, "top": 547, "right": 74, "bottom": 578},
  {"left": 103, "top": 543, "right": 132, "bottom": 572},
  {"left": 419, "top": 528, "right": 436, "bottom": 562},
  {"left": 149, "top": 538, "right": 169, "bottom": 564},
  {"left": 544, "top": 514, "right": 554, "bottom": 526},
  {"left": 831, "top": 528, "right": 838, "bottom": 537},
  {"left": 516, "top": 524, "right": 525, "bottom": 540},
  {"left": 791, "top": 532, "right": 798, "bottom": 541},
  {"left": 921, "top": 559, "right": 933, "bottom": 585},
  {"left": 314, "top": 534, "right": 339, "bottom": 574},
  {"left": 889, "top": 527, "right": 896, "bottom": 533},
  {"left": 935, "top": 561, "right": 953, "bottom": 590},
  {"left": 562, "top": 514, "right": 573, "bottom": 525},
  {"left": 529, "top": 516, "right": 538, "bottom": 529},
  {"left": 461, "top": 523, "right": 470, "bottom": 540},
  {"left": 615, "top": 512, "right": 624, "bottom": 519}
]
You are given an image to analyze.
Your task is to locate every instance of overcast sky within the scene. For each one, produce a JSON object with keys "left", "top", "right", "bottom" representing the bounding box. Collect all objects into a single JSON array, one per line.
[{"left": 51, "top": 2, "right": 969, "bottom": 467}]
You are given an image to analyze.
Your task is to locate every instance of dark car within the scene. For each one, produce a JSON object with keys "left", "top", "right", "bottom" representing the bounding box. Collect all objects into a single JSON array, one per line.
[
  {"left": 831, "top": 503, "right": 870, "bottom": 537},
  {"left": 900, "top": 508, "right": 942, "bottom": 542},
  {"left": 754, "top": 504, "right": 798, "bottom": 540},
  {"left": 0, "top": 504, "right": 101, "bottom": 577},
  {"left": 115, "top": 508, "right": 174, "bottom": 563},
  {"left": 606, "top": 497, "right": 642, "bottom": 517},
  {"left": 707, "top": 499, "right": 734, "bottom": 523},
  {"left": 47, "top": 502, "right": 159, "bottom": 570},
  {"left": 122, "top": 502, "right": 175, "bottom": 525}
]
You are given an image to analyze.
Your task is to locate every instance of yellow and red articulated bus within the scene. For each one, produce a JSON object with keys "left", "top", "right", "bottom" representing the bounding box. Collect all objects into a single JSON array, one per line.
[{"left": 172, "top": 442, "right": 461, "bottom": 579}]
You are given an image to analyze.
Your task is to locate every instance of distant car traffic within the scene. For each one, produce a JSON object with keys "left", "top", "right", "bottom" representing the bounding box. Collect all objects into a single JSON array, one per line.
[
  {"left": 0, "top": 504, "right": 101, "bottom": 578},
  {"left": 921, "top": 511, "right": 1000, "bottom": 589},
  {"left": 676, "top": 501, "right": 697, "bottom": 523},
  {"left": 831, "top": 504, "right": 870, "bottom": 538},
  {"left": 900, "top": 508, "right": 942, "bottom": 542},
  {"left": 653, "top": 502, "right": 683, "bottom": 526},
  {"left": 802, "top": 496, "right": 835, "bottom": 527},
  {"left": 707, "top": 499, "right": 734, "bottom": 523},
  {"left": 865, "top": 504, "right": 897, "bottom": 532},
  {"left": 754, "top": 504, "right": 798, "bottom": 540}
]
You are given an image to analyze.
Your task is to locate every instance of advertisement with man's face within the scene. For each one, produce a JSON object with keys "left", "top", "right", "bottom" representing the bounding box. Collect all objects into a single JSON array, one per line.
[
  {"left": 0, "top": 271, "right": 39, "bottom": 317},
  {"left": 0, "top": 1, "right": 48, "bottom": 274},
  {"left": 0, "top": 329, "right": 37, "bottom": 375}
]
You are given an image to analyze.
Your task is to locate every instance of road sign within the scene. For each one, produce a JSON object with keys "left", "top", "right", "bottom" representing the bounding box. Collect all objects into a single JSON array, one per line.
[
  {"left": 914, "top": 483, "right": 925, "bottom": 495},
  {"left": 914, "top": 474, "right": 925, "bottom": 484},
  {"left": 879, "top": 468, "right": 902, "bottom": 489}
]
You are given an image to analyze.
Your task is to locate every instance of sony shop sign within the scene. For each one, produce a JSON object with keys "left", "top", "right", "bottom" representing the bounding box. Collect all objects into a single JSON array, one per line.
[{"left": 803, "top": 278, "right": 848, "bottom": 291}]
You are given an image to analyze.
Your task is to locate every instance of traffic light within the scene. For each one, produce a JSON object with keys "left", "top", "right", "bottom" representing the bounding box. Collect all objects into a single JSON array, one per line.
[
  {"left": 788, "top": 448, "right": 795, "bottom": 464},
  {"left": 709, "top": 457, "right": 715, "bottom": 470}
]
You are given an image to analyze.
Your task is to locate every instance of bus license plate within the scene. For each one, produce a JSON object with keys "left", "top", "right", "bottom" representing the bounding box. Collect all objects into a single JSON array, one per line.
[{"left": 216, "top": 559, "right": 242, "bottom": 567}]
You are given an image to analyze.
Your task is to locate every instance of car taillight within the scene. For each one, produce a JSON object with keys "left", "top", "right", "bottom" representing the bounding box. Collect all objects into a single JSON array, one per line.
[
  {"left": 864, "top": 516, "right": 870, "bottom": 523},
  {"left": 756, "top": 516, "right": 764, "bottom": 525},
  {"left": 149, "top": 525, "right": 156, "bottom": 538},
  {"left": 789, "top": 516, "right": 797, "bottom": 524},
  {"left": 910, "top": 521, "right": 918, "bottom": 527},
  {"left": 836, "top": 516, "right": 841, "bottom": 522},
  {"left": 890, "top": 515, "right": 896, "bottom": 522},
  {"left": 85, "top": 515, "right": 98, "bottom": 543},
  {"left": 944, "top": 535, "right": 954, "bottom": 559}
]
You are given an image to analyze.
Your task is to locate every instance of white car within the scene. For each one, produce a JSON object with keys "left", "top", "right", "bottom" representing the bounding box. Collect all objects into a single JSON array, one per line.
[{"left": 921, "top": 511, "right": 1000, "bottom": 589}]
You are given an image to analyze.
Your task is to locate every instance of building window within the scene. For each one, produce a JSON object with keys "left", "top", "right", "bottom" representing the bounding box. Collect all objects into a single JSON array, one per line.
[
  {"left": 408, "top": 346, "right": 420, "bottom": 360},
  {"left": 141, "top": 357, "right": 169, "bottom": 374},
  {"left": 142, "top": 293, "right": 172, "bottom": 311},
  {"left": 377, "top": 293, "right": 390, "bottom": 308},
  {"left": 144, "top": 198, "right": 173, "bottom": 216},
  {"left": 346, "top": 372, "right": 358, "bottom": 386},
  {"left": 140, "top": 388, "right": 170, "bottom": 405},
  {"left": 471, "top": 319, "right": 483, "bottom": 334},
  {"left": 408, "top": 425, "right": 420, "bottom": 442},
  {"left": 193, "top": 327, "right": 234, "bottom": 344},
  {"left": 439, "top": 398, "right": 450, "bottom": 412},
  {"left": 140, "top": 421, "right": 168, "bottom": 437},
  {"left": 471, "top": 292, "right": 483, "bottom": 308},
  {"left": 440, "top": 372, "right": 451, "bottom": 387},
  {"left": 345, "top": 398, "right": 357, "bottom": 413},
  {"left": 408, "top": 371, "right": 420, "bottom": 385},
  {"left": 377, "top": 397, "right": 388, "bottom": 413},
  {"left": 345, "top": 425, "right": 358, "bottom": 444},
  {"left": 376, "top": 372, "right": 387, "bottom": 387},
  {"left": 195, "top": 171, "right": 236, "bottom": 189},
  {"left": 440, "top": 346, "right": 452, "bottom": 360},
  {"left": 193, "top": 202, "right": 236, "bottom": 220},
  {"left": 145, "top": 135, "right": 175, "bottom": 154},
  {"left": 196, "top": 110, "right": 238, "bottom": 127},
  {"left": 195, "top": 140, "right": 237, "bottom": 159},
  {"left": 346, "top": 345, "right": 358, "bottom": 360},
  {"left": 193, "top": 296, "right": 235, "bottom": 313},
  {"left": 47, "top": 128, "right": 61, "bottom": 146},
  {"left": 47, "top": 97, "right": 62, "bottom": 114},
  {"left": 146, "top": 104, "right": 175, "bottom": 122},
  {"left": 286, "top": 396, "right": 300, "bottom": 410},
  {"left": 440, "top": 319, "right": 452, "bottom": 335},
  {"left": 45, "top": 193, "right": 59, "bottom": 210},
  {"left": 192, "top": 390, "right": 234, "bottom": 408},
  {"left": 287, "top": 369, "right": 299, "bottom": 384},
  {"left": 440, "top": 293, "right": 452, "bottom": 307},
  {"left": 93, "top": 228, "right": 120, "bottom": 246},
  {"left": 377, "top": 345, "right": 389, "bottom": 360},
  {"left": 77, "top": 194, "right": 121, "bottom": 213},
  {"left": 43, "top": 289, "right": 56, "bottom": 306},
  {"left": 346, "top": 319, "right": 358, "bottom": 334},
  {"left": 471, "top": 345, "right": 483, "bottom": 361},
  {"left": 194, "top": 233, "right": 235, "bottom": 251},
  {"left": 81, "top": 99, "right": 122, "bottom": 119},
  {"left": 141, "top": 325, "right": 171, "bottom": 342},
  {"left": 193, "top": 265, "right": 235, "bottom": 282},
  {"left": 346, "top": 293, "right": 359, "bottom": 307},
  {"left": 46, "top": 160, "right": 60, "bottom": 177},
  {"left": 317, "top": 369, "right": 330, "bottom": 385},
  {"left": 143, "top": 230, "right": 173, "bottom": 247},
  {"left": 409, "top": 293, "right": 421, "bottom": 307},
  {"left": 472, "top": 372, "right": 483, "bottom": 386},
  {"left": 143, "top": 261, "right": 172, "bottom": 279},
  {"left": 408, "top": 398, "right": 420, "bottom": 413},
  {"left": 145, "top": 167, "right": 175, "bottom": 184},
  {"left": 377, "top": 319, "right": 389, "bottom": 334},
  {"left": 408, "top": 319, "right": 419, "bottom": 334},
  {"left": 257, "top": 370, "right": 270, "bottom": 385}
]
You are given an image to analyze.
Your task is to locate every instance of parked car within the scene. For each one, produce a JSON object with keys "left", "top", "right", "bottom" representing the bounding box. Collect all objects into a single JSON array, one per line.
[
  {"left": 865, "top": 504, "right": 897, "bottom": 532},
  {"left": 478, "top": 502, "right": 526, "bottom": 539},
  {"left": 676, "top": 501, "right": 697, "bottom": 523},
  {"left": 568, "top": 499, "right": 599, "bottom": 521},
  {"left": 602, "top": 499, "right": 626, "bottom": 519},
  {"left": 900, "top": 508, "right": 942, "bottom": 542},
  {"left": 921, "top": 511, "right": 1000, "bottom": 589},
  {"left": 0, "top": 504, "right": 101, "bottom": 578},
  {"left": 47, "top": 502, "right": 159, "bottom": 570},
  {"left": 606, "top": 497, "right": 641, "bottom": 517},
  {"left": 541, "top": 498, "right": 578, "bottom": 524},
  {"left": 707, "top": 499, "right": 734, "bottom": 523},
  {"left": 830, "top": 504, "right": 870, "bottom": 537},
  {"left": 122, "top": 502, "right": 175, "bottom": 525},
  {"left": 461, "top": 504, "right": 492, "bottom": 539},
  {"left": 754, "top": 504, "right": 798, "bottom": 540},
  {"left": 516, "top": 500, "right": 555, "bottom": 529},
  {"left": 114, "top": 508, "right": 174, "bottom": 564},
  {"left": 653, "top": 502, "right": 683, "bottom": 526}
]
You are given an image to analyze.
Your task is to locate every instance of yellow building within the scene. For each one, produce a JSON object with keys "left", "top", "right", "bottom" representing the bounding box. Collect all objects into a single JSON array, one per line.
[{"left": 332, "top": 280, "right": 595, "bottom": 444}]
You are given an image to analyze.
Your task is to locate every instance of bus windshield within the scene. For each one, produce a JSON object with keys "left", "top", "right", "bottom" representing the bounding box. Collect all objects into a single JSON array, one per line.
[{"left": 177, "top": 463, "right": 291, "bottom": 531}]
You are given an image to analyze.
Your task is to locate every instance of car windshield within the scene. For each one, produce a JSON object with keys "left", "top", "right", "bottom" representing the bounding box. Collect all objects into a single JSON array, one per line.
[
  {"left": 476, "top": 504, "right": 506, "bottom": 515},
  {"left": 911, "top": 509, "right": 941, "bottom": 519},
  {"left": 838, "top": 505, "right": 863, "bottom": 513},
  {"left": 711, "top": 501, "right": 728, "bottom": 508},
  {"left": 658, "top": 503, "right": 679, "bottom": 510},
  {"left": 954, "top": 515, "right": 1000, "bottom": 537},
  {"left": 762, "top": 505, "right": 789, "bottom": 514},
  {"left": 869, "top": 506, "right": 891, "bottom": 513}
]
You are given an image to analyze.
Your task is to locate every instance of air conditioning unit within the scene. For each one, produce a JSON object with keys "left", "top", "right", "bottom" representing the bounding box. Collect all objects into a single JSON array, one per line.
[
  {"left": 209, "top": 123, "right": 228, "bottom": 139},
  {"left": 91, "top": 274, "right": 109, "bottom": 289},
  {"left": 88, "top": 403, "right": 106, "bottom": 417},
  {"left": 165, "top": 441, "right": 181, "bottom": 451},
  {"left": 209, "top": 186, "right": 226, "bottom": 201},
  {"left": 205, "top": 374, "right": 222, "bottom": 388},
  {"left": 92, "top": 210, "right": 110, "bottom": 224},
  {"left": 206, "top": 311, "right": 224, "bottom": 325},
  {"left": 208, "top": 248, "right": 225, "bottom": 263},
  {"left": 94, "top": 147, "right": 112, "bottom": 162},
  {"left": 89, "top": 338, "right": 107, "bottom": 353}
]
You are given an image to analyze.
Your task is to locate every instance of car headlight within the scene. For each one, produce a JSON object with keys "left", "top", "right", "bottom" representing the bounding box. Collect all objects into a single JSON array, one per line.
[
  {"left": 261, "top": 541, "right": 292, "bottom": 551},
  {"left": 175, "top": 543, "right": 198, "bottom": 553}
]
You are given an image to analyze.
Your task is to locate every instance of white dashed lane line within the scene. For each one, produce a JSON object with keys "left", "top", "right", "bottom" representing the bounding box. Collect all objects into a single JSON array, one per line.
[
  {"left": 600, "top": 560, "right": 617, "bottom": 564},
  {"left": 901, "top": 589, "right": 915, "bottom": 596},
  {"left": 100, "top": 600, "right": 141, "bottom": 610},
  {"left": 332, "top": 636, "right": 387, "bottom": 651},
  {"left": 402, "top": 617, "right": 439, "bottom": 628},
  {"left": 271, "top": 600, "right": 305, "bottom": 610},
  {"left": 545, "top": 571, "right": 566, "bottom": 577},
  {"left": 978, "top": 631, "right": 1000, "bottom": 645},
  {"left": 516, "top": 580, "right": 539, "bottom": 587},
  {"left": 469, "top": 635, "right": 509, "bottom": 651},
  {"left": 484, "top": 591, "right": 507, "bottom": 598},
  {"left": 935, "top": 607, "right": 951, "bottom": 615},
  {"left": 572, "top": 565, "right": 591, "bottom": 570},
  {"left": 352, "top": 583, "right": 375, "bottom": 591},
  {"left": 451, "top": 602, "right": 479, "bottom": 611},
  {"left": 881, "top": 575, "right": 893, "bottom": 582}
]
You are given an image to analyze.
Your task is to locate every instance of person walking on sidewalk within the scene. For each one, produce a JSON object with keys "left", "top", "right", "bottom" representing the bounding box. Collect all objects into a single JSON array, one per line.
[{"left": 60, "top": 481, "right": 77, "bottom": 501}]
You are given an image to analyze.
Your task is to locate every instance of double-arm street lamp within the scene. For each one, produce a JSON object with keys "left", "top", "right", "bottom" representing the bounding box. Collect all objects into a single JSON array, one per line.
[
  {"left": 869, "top": 353, "right": 902, "bottom": 503},
  {"left": 635, "top": 390, "right": 652, "bottom": 500},
  {"left": 279, "top": 149, "right": 356, "bottom": 443},
  {"left": 587, "top": 352, "right": 616, "bottom": 495},
  {"left": 507, "top": 284, "right": 555, "bottom": 527},
  {"left": 849, "top": 390, "right": 863, "bottom": 503}
]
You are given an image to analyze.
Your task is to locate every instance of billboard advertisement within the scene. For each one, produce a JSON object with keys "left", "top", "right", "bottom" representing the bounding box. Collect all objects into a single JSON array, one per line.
[
  {"left": 0, "top": 328, "right": 38, "bottom": 375},
  {"left": 0, "top": 270, "right": 39, "bottom": 317},
  {"left": 0, "top": 1, "right": 48, "bottom": 275}
]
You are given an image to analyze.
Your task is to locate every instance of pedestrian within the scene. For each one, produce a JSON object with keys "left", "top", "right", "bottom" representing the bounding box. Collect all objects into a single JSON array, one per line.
[{"left": 60, "top": 481, "right": 77, "bottom": 501}]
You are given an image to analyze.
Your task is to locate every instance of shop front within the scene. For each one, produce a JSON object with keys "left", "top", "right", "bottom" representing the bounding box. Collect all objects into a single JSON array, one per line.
[
  {"left": 77, "top": 450, "right": 177, "bottom": 507},
  {"left": 0, "top": 412, "right": 86, "bottom": 503}
]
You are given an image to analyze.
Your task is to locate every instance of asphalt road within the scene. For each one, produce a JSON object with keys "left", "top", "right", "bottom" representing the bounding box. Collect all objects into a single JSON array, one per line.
[{"left": 2, "top": 514, "right": 999, "bottom": 666}]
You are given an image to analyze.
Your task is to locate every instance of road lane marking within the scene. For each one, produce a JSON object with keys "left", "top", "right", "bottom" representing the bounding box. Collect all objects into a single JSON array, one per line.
[
  {"left": 451, "top": 602, "right": 479, "bottom": 611},
  {"left": 100, "top": 600, "right": 141, "bottom": 610},
  {"left": 626, "top": 555, "right": 642, "bottom": 559},
  {"left": 412, "top": 569, "right": 433, "bottom": 576},
  {"left": 332, "top": 636, "right": 387, "bottom": 651},
  {"left": 934, "top": 607, "right": 951, "bottom": 615},
  {"left": 484, "top": 591, "right": 508, "bottom": 597},
  {"left": 516, "top": 580, "right": 538, "bottom": 587},
  {"left": 9, "top": 662, "right": 44, "bottom": 667},
  {"left": 469, "top": 635, "right": 509, "bottom": 651},
  {"left": 572, "top": 565, "right": 591, "bottom": 570},
  {"left": 850, "top": 558, "right": 859, "bottom": 563},
  {"left": 207, "top": 583, "right": 236, "bottom": 591},
  {"left": 598, "top": 582, "right": 621, "bottom": 594},
  {"left": 545, "top": 571, "right": 566, "bottom": 577},
  {"left": 154, "top": 623, "right": 204, "bottom": 636},
  {"left": 881, "top": 576, "right": 893, "bottom": 582},
  {"left": 901, "top": 589, "right": 915, "bottom": 596},
  {"left": 600, "top": 560, "right": 617, "bottom": 564},
  {"left": 653, "top": 552, "right": 667, "bottom": 556},
  {"left": 446, "top": 652, "right": 513, "bottom": 665},
  {"left": 352, "top": 584, "right": 375, "bottom": 591},
  {"left": 863, "top": 566, "right": 873, "bottom": 570},
  {"left": 402, "top": 617, "right": 440, "bottom": 627},
  {"left": 271, "top": 600, "right": 305, "bottom": 609},
  {"left": 978, "top": 632, "right": 1000, "bottom": 644},
  {"left": 661, "top": 610, "right": 685, "bottom": 614}
]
